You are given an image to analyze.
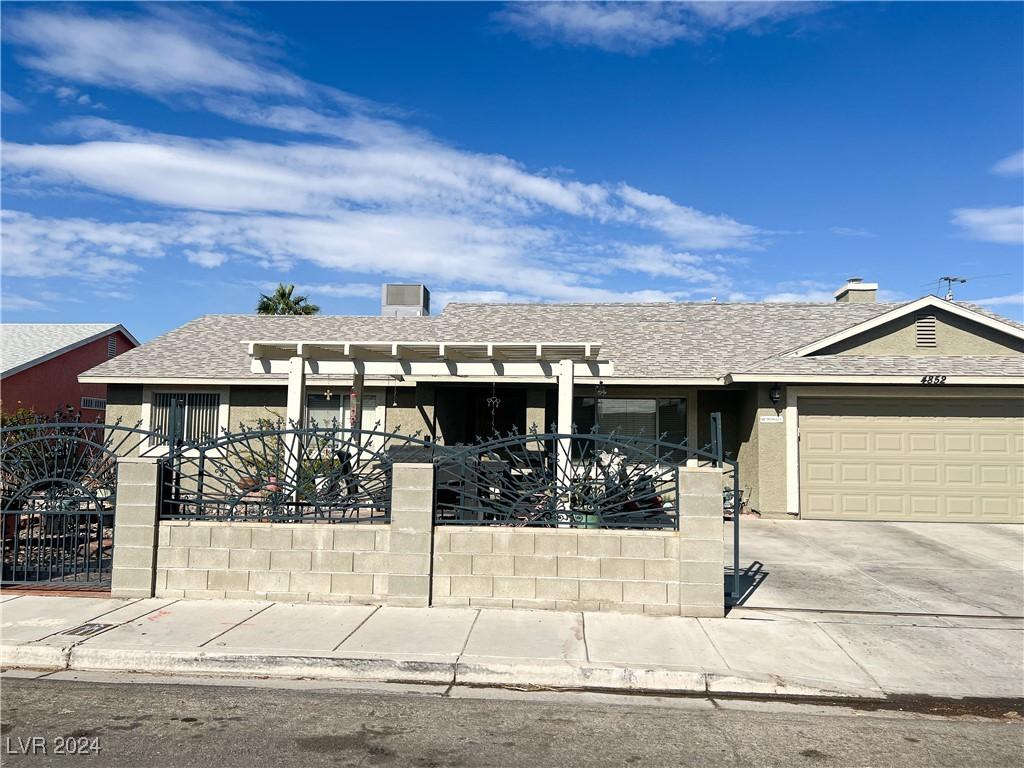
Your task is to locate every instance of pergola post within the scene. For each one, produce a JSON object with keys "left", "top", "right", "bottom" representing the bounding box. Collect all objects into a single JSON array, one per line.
[
  {"left": 350, "top": 369, "right": 365, "bottom": 430},
  {"left": 285, "top": 354, "right": 306, "bottom": 500},
  {"left": 556, "top": 358, "right": 574, "bottom": 518}
]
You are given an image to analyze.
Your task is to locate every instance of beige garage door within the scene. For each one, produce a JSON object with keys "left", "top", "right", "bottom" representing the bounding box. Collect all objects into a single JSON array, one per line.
[{"left": 800, "top": 397, "right": 1023, "bottom": 522}]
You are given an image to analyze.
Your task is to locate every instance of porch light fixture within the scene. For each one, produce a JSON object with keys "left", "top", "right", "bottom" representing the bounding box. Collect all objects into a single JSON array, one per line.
[{"left": 769, "top": 383, "right": 782, "bottom": 408}]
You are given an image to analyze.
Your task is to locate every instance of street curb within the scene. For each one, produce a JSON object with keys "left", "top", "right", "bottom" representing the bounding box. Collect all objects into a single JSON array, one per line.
[
  {"left": 68, "top": 647, "right": 456, "bottom": 684},
  {"left": 2, "top": 643, "right": 886, "bottom": 700},
  {"left": 1, "top": 643, "right": 71, "bottom": 671}
]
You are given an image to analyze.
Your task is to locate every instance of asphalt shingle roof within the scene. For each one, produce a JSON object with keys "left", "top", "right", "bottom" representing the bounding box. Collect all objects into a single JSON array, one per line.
[
  {"left": 78, "top": 298, "right": 1021, "bottom": 382},
  {"left": 735, "top": 355, "right": 1024, "bottom": 378},
  {"left": 2, "top": 323, "right": 126, "bottom": 377}
]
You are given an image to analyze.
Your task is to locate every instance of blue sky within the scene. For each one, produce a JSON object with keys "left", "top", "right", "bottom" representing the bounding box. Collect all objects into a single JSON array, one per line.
[{"left": 1, "top": 1, "right": 1022, "bottom": 341}]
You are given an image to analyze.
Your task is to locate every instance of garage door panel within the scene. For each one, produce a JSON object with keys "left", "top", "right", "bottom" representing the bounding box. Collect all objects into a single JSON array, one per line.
[
  {"left": 944, "top": 464, "right": 975, "bottom": 484},
  {"left": 908, "top": 433, "right": 938, "bottom": 452},
  {"left": 800, "top": 397, "right": 1023, "bottom": 523},
  {"left": 875, "top": 464, "right": 904, "bottom": 483},
  {"left": 979, "top": 434, "right": 1010, "bottom": 453}
]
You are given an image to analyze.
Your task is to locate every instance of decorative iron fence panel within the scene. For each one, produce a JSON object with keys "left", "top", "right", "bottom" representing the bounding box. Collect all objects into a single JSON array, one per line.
[
  {"left": 434, "top": 431, "right": 701, "bottom": 530},
  {"left": 161, "top": 423, "right": 441, "bottom": 524},
  {"left": 1, "top": 419, "right": 165, "bottom": 586}
]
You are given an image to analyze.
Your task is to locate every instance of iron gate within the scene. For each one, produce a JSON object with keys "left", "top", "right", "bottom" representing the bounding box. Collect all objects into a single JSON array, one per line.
[{"left": 0, "top": 418, "right": 162, "bottom": 588}]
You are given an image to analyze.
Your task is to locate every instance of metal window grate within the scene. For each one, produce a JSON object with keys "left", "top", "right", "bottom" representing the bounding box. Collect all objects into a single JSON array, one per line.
[
  {"left": 150, "top": 392, "right": 221, "bottom": 445},
  {"left": 107, "top": 335, "right": 117, "bottom": 358},
  {"left": 916, "top": 313, "right": 937, "bottom": 347},
  {"left": 81, "top": 397, "right": 106, "bottom": 410}
]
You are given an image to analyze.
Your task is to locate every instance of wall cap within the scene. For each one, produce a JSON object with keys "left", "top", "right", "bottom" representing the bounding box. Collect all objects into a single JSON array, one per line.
[{"left": 116, "top": 456, "right": 160, "bottom": 465}]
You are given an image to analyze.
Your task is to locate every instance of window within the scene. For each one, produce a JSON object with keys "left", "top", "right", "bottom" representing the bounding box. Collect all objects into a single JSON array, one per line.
[
  {"left": 150, "top": 392, "right": 221, "bottom": 445},
  {"left": 81, "top": 397, "right": 106, "bottom": 410},
  {"left": 573, "top": 397, "right": 686, "bottom": 457},
  {"left": 916, "top": 313, "right": 937, "bottom": 348},
  {"left": 306, "top": 392, "right": 379, "bottom": 430},
  {"left": 107, "top": 335, "right": 117, "bottom": 358}
]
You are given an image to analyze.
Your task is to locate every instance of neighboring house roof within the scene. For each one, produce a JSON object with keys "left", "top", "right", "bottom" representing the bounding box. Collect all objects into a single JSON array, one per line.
[
  {"left": 77, "top": 297, "right": 1023, "bottom": 384},
  {"left": 1, "top": 323, "right": 139, "bottom": 378}
]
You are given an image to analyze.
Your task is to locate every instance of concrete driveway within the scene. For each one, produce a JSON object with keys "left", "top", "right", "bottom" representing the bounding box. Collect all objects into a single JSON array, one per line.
[{"left": 726, "top": 519, "right": 1024, "bottom": 618}]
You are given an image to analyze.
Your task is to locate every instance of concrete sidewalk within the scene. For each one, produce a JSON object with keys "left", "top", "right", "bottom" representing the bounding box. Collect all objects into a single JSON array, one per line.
[{"left": 2, "top": 594, "right": 1022, "bottom": 701}]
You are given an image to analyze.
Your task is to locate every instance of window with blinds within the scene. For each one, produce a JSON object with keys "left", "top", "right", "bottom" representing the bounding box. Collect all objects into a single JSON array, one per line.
[
  {"left": 916, "top": 313, "right": 937, "bottom": 347},
  {"left": 150, "top": 392, "right": 221, "bottom": 445}
]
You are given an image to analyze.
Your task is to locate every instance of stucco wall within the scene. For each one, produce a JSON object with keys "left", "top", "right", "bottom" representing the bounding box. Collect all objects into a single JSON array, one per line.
[
  {"left": 734, "top": 384, "right": 761, "bottom": 510},
  {"left": 155, "top": 521, "right": 391, "bottom": 603},
  {"left": 105, "top": 384, "right": 144, "bottom": 426},
  {"left": 820, "top": 309, "right": 1023, "bottom": 356},
  {"left": 751, "top": 383, "right": 789, "bottom": 518},
  {"left": 385, "top": 386, "right": 433, "bottom": 437},
  {"left": 228, "top": 385, "right": 287, "bottom": 429}
]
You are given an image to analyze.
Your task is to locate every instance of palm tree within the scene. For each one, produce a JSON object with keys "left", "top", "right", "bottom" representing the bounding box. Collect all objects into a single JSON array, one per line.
[{"left": 256, "top": 283, "right": 320, "bottom": 316}]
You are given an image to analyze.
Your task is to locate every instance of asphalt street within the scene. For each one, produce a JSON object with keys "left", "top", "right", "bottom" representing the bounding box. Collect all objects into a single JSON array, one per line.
[{"left": 1, "top": 676, "right": 1022, "bottom": 767}]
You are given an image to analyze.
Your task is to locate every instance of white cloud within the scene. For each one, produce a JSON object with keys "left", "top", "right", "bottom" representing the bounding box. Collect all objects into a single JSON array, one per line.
[
  {"left": 951, "top": 206, "right": 1024, "bottom": 245},
  {"left": 763, "top": 290, "right": 834, "bottom": 303},
  {"left": 2, "top": 6, "right": 773, "bottom": 307},
  {"left": 294, "top": 283, "right": 383, "bottom": 301},
  {"left": 830, "top": 226, "right": 876, "bottom": 238},
  {"left": 1, "top": 293, "right": 51, "bottom": 312},
  {"left": 1, "top": 91, "right": 27, "bottom": 112},
  {"left": 612, "top": 244, "right": 728, "bottom": 284},
  {"left": 972, "top": 293, "right": 1024, "bottom": 307},
  {"left": 762, "top": 279, "right": 834, "bottom": 303},
  {"left": 5, "top": 8, "right": 307, "bottom": 98},
  {"left": 0, "top": 210, "right": 162, "bottom": 279},
  {"left": 185, "top": 249, "right": 228, "bottom": 268},
  {"left": 4, "top": 116, "right": 762, "bottom": 251},
  {"left": 991, "top": 149, "right": 1024, "bottom": 177},
  {"left": 496, "top": 1, "right": 819, "bottom": 54}
]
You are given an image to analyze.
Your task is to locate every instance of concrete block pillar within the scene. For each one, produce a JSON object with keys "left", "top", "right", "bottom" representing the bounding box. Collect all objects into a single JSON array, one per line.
[
  {"left": 110, "top": 456, "right": 162, "bottom": 599},
  {"left": 387, "top": 462, "right": 435, "bottom": 607},
  {"left": 677, "top": 465, "right": 725, "bottom": 618}
]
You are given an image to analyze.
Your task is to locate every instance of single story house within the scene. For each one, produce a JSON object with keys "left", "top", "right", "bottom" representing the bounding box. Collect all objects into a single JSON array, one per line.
[
  {"left": 80, "top": 279, "right": 1024, "bottom": 524},
  {"left": 1, "top": 323, "right": 138, "bottom": 420}
]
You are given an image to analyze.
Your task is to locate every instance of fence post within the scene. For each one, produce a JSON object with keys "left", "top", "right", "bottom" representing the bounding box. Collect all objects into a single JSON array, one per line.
[
  {"left": 677, "top": 465, "right": 725, "bottom": 618},
  {"left": 109, "top": 456, "right": 161, "bottom": 599},
  {"left": 387, "top": 462, "right": 435, "bottom": 607}
]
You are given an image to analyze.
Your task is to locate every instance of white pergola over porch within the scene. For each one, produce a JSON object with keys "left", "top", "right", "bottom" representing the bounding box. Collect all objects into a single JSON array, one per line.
[{"left": 243, "top": 339, "right": 614, "bottom": 436}]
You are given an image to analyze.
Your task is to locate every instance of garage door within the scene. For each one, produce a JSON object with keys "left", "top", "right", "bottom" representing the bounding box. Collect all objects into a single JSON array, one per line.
[{"left": 800, "top": 397, "right": 1023, "bottom": 522}]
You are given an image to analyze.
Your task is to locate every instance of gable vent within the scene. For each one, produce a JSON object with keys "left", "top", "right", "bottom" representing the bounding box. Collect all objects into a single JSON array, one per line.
[
  {"left": 915, "top": 313, "right": 937, "bottom": 348},
  {"left": 107, "top": 335, "right": 117, "bottom": 358}
]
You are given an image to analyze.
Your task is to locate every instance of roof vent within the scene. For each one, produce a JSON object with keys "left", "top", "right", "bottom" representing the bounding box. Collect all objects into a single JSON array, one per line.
[
  {"left": 916, "top": 313, "right": 937, "bottom": 347},
  {"left": 381, "top": 284, "right": 430, "bottom": 317},
  {"left": 834, "top": 277, "right": 878, "bottom": 303}
]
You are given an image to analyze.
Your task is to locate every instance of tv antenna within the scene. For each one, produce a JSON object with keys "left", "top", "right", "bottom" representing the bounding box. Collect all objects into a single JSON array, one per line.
[{"left": 938, "top": 276, "right": 967, "bottom": 300}]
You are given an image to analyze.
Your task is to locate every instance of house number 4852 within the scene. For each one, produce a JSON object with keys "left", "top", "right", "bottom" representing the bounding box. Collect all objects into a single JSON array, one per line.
[{"left": 920, "top": 375, "right": 947, "bottom": 385}]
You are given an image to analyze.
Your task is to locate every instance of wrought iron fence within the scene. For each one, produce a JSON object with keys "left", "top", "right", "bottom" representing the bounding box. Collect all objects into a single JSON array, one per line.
[
  {"left": 1, "top": 417, "right": 164, "bottom": 585},
  {"left": 161, "top": 421, "right": 440, "bottom": 523},
  {"left": 434, "top": 431, "right": 702, "bottom": 530}
]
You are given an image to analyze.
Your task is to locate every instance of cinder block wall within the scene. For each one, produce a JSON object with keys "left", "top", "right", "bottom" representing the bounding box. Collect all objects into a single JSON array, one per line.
[
  {"left": 131, "top": 464, "right": 725, "bottom": 616},
  {"left": 155, "top": 521, "right": 392, "bottom": 604},
  {"left": 432, "top": 528, "right": 682, "bottom": 615}
]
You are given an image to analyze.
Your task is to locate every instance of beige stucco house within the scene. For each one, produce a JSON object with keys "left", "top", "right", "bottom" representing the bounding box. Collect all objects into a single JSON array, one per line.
[{"left": 81, "top": 279, "right": 1024, "bottom": 524}]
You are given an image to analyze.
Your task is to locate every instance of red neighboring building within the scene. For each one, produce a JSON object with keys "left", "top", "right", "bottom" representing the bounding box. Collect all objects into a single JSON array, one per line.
[{"left": 1, "top": 324, "right": 139, "bottom": 420}]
